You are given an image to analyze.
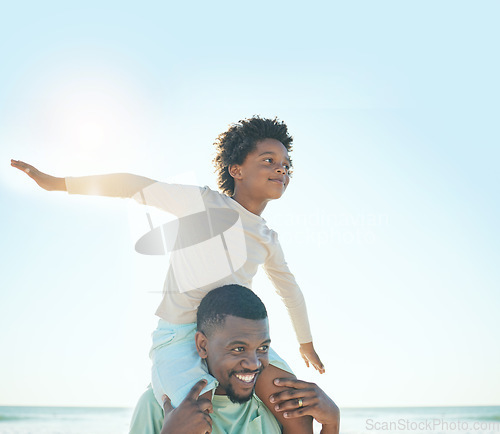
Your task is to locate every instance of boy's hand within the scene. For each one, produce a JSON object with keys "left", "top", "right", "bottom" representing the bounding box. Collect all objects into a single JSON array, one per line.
[
  {"left": 299, "top": 342, "right": 325, "bottom": 374},
  {"left": 10, "top": 159, "right": 66, "bottom": 191}
]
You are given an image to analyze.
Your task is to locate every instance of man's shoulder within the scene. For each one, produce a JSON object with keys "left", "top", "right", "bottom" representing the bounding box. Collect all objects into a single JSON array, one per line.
[{"left": 129, "top": 386, "right": 164, "bottom": 434}]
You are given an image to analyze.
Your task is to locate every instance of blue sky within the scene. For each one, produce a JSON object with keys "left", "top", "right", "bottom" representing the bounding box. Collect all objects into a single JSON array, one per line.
[{"left": 1, "top": 1, "right": 499, "bottom": 408}]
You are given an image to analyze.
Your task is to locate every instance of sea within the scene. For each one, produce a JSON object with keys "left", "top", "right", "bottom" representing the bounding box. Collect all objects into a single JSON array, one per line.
[{"left": 0, "top": 405, "right": 499, "bottom": 433}]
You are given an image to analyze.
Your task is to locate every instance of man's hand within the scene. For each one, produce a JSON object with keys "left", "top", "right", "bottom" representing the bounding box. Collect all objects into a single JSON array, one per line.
[
  {"left": 10, "top": 159, "right": 66, "bottom": 191},
  {"left": 160, "top": 380, "right": 213, "bottom": 434},
  {"left": 299, "top": 342, "right": 325, "bottom": 374},
  {"left": 270, "top": 378, "right": 339, "bottom": 434}
]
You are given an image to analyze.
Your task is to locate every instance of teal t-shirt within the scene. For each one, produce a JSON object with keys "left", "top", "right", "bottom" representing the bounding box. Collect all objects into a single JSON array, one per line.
[
  {"left": 129, "top": 386, "right": 282, "bottom": 434},
  {"left": 210, "top": 394, "right": 281, "bottom": 434}
]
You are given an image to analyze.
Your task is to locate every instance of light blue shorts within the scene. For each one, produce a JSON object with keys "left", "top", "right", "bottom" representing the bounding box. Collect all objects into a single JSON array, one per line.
[{"left": 150, "top": 319, "right": 292, "bottom": 408}]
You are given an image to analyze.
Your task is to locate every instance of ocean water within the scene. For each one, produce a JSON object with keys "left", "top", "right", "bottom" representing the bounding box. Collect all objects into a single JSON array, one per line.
[
  {"left": 341, "top": 406, "right": 500, "bottom": 434},
  {"left": 0, "top": 405, "right": 499, "bottom": 433},
  {"left": 0, "top": 406, "right": 133, "bottom": 434}
]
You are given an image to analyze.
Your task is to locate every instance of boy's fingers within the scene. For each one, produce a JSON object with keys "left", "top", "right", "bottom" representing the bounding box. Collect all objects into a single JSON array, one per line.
[
  {"left": 314, "top": 364, "right": 326, "bottom": 374},
  {"left": 310, "top": 352, "right": 322, "bottom": 363},
  {"left": 11, "top": 160, "right": 34, "bottom": 175},
  {"left": 310, "top": 353, "right": 325, "bottom": 371},
  {"left": 313, "top": 357, "right": 324, "bottom": 368}
]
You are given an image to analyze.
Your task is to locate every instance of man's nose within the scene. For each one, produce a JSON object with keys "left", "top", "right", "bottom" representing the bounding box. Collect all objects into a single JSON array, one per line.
[{"left": 241, "top": 353, "right": 262, "bottom": 371}]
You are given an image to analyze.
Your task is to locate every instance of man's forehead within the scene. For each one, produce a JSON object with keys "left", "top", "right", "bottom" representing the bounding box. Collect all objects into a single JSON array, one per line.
[{"left": 214, "top": 315, "right": 270, "bottom": 342}]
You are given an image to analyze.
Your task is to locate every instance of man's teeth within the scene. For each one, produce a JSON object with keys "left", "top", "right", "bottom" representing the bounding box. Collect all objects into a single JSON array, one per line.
[{"left": 235, "top": 373, "right": 256, "bottom": 383}]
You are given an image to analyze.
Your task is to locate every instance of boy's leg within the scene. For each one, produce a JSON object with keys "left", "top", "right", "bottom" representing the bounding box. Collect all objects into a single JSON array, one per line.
[
  {"left": 150, "top": 321, "right": 217, "bottom": 408},
  {"left": 255, "top": 364, "right": 313, "bottom": 434}
]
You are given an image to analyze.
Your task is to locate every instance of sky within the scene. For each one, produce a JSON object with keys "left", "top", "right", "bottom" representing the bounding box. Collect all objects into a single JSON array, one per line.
[{"left": 1, "top": 0, "right": 499, "bottom": 409}]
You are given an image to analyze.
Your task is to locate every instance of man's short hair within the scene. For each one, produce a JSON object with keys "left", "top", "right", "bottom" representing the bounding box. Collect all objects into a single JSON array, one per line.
[{"left": 197, "top": 285, "right": 268, "bottom": 337}]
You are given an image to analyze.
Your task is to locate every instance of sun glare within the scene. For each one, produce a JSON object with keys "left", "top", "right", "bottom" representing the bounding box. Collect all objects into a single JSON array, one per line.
[
  {"left": 6, "top": 59, "right": 160, "bottom": 176},
  {"left": 43, "top": 73, "right": 150, "bottom": 169}
]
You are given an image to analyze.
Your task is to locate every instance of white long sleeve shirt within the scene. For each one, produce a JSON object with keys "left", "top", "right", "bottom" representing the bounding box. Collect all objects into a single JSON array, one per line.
[{"left": 65, "top": 174, "right": 312, "bottom": 343}]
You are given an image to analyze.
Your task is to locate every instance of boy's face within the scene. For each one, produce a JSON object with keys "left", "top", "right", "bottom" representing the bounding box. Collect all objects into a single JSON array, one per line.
[{"left": 230, "top": 138, "right": 291, "bottom": 201}]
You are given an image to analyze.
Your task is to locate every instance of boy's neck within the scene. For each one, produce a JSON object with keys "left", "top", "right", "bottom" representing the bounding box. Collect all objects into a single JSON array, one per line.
[{"left": 231, "top": 192, "right": 269, "bottom": 216}]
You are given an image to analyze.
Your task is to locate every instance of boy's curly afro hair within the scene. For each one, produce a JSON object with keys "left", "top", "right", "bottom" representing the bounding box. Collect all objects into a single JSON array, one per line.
[{"left": 213, "top": 116, "right": 293, "bottom": 196}]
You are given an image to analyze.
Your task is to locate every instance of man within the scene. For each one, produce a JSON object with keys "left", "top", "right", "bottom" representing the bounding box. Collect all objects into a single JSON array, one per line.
[{"left": 130, "top": 285, "right": 339, "bottom": 433}]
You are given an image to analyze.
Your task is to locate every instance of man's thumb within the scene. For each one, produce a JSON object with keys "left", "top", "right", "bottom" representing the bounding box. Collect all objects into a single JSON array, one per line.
[{"left": 162, "top": 394, "right": 173, "bottom": 412}]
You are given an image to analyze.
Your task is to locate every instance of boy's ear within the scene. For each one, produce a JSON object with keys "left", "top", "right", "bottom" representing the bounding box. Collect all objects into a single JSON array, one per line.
[
  {"left": 195, "top": 331, "right": 209, "bottom": 359},
  {"left": 228, "top": 164, "right": 242, "bottom": 180}
]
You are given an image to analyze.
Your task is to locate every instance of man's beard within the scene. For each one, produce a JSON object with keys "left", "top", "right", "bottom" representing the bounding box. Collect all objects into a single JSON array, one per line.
[
  {"left": 225, "top": 382, "right": 255, "bottom": 404},
  {"left": 225, "top": 367, "right": 264, "bottom": 404}
]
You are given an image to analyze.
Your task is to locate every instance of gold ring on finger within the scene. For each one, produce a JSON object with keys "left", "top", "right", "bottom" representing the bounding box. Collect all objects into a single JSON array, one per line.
[{"left": 298, "top": 398, "right": 303, "bottom": 408}]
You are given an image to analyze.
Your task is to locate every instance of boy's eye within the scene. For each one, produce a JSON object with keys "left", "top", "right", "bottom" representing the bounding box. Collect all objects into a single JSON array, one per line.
[{"left": 263, "top": 157, "right": 291, "bottom": 173}]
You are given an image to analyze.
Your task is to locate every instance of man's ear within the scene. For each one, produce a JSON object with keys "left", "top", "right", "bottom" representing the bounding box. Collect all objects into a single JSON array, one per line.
[
  {"left": 228, "top": 164, "right": 242, "bottom": 180},
  {"left": 195, "top": 331, "right": 209, "bottom": 359}
]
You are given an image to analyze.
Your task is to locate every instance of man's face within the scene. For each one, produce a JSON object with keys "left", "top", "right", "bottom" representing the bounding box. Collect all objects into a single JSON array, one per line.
[{"left": 196, "top": 315, "right": 270, "bottom": 404}]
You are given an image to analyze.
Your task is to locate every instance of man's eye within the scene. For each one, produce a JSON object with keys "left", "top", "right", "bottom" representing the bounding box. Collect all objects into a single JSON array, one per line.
[
  {"left": 258, "top": 345, "right": 269, "bottom": 352},
  {"left": 232, "top": 347, "right": 244, "bottom": 353}
]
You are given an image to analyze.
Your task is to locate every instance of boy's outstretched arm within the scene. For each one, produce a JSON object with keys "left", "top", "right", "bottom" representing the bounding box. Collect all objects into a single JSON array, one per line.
[
  {"left": 10, "top": 159, "right": 156, "bottom": 200},
  {"left": 11, "top": 160, "right": 67, "bottom": 191}
]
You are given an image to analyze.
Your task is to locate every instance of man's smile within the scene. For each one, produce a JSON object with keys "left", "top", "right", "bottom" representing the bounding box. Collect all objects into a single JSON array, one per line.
[
  {"left": 234, "top": 372, "right": 257, "bottom": 384},
  {"left": 230, "top": 368, "right": 262, "bottom": 387}
]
